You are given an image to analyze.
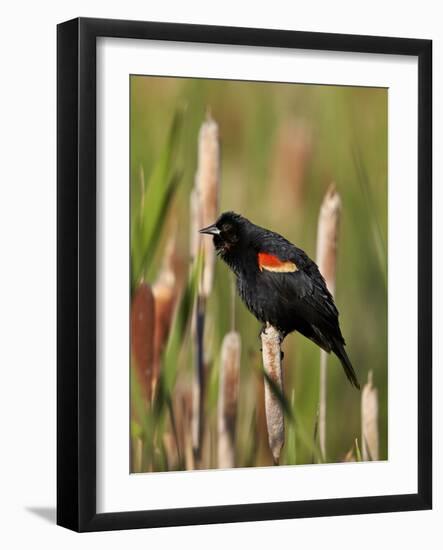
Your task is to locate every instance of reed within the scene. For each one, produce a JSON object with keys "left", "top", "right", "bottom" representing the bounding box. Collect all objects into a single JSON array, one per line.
[
  {"left": 361, "top": 370, "right": 379, "bottom": 461},
  {"left": 217, "top": 331, "right": 241, "bottom": 468},
  {"left": 316, "top": 183, "right": 342, "bottom": 461},
  {"left": 191, "top": 114, "right": 220, "bottom": 466}
]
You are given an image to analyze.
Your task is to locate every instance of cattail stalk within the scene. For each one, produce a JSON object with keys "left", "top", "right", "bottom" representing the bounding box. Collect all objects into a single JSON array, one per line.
[
  {"left": 191, "top": 114, "right": 220, "bottom": 466},
  {"left": 192, "top": 297, "right": 206, "bottom": 466},
  {"left": 218, "top": 332, "right": 241, "bottom": 468},
  {"left": 261, "top": 323, "right": 285, "bottom": 464},
  {"left": 316, "top": 183, "right": 341, "bottom": 461},
  {"left": 361, "top": 371, "right": 379, "bottom": 461}
]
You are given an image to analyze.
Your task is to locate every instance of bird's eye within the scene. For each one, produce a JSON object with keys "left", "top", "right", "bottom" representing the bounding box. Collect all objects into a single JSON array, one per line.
[{"left": 221, "top": 223, "right": 238, "bottom": 244}]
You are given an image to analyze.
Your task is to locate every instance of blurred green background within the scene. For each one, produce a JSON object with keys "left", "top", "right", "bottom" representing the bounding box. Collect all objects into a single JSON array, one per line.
[{"left": 130, "top": 75, "right": 387, "bottom": 470}]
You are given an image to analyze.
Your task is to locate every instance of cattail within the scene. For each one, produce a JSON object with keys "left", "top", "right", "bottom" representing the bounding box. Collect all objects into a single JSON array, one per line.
[
  {"left": 131, "top": 281, "right": 155, "bottom": 404},
  {"left": 316, "top": 183, "right": 341, "bottom": 461},
  {"left": 191, "top": 114, "right": 221, "bottom": 466},
  {"left": 218, "top": 331, "right": 241, "bottom": 468},
  {"left": 196, "top": 114, "right": 220, "bottom": 297},
  {"left": 361, "top": 371, "right": 379, "bottom": 461},
  {"left": 261, "top": 323, "right": 285, "bottom": 464},
  {"left": 270, "top": 119, "right": 312, "bottom": 212},
  {"left": 152, "top": 233, "right": 180, "bottom": 397}
]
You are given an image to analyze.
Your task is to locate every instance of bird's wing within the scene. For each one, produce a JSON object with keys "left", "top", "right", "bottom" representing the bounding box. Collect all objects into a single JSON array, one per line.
[{"left": 256, "top": 240, "right": 340, "bottom": 336}]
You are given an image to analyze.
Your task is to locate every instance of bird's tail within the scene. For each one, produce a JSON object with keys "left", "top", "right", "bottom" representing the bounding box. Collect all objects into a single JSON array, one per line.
[{"left": 333, "top": 342, "right": 360, "bottom": 390}]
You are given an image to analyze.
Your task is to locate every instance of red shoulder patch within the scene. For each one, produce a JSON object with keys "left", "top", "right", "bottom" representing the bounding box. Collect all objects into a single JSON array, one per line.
[{"left": 258, "top": 252, "right": 298, "bottom": 273}]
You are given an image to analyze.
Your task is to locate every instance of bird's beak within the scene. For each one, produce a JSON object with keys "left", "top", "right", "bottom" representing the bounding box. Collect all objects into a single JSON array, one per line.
[{"left": 199, "top": 224, "right": 220, "bottom": 236}]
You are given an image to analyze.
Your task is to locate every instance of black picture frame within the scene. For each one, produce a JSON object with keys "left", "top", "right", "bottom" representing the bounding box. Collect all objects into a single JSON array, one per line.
[{"left": 57, "top": 17, "right": 432, "bottom": 532}]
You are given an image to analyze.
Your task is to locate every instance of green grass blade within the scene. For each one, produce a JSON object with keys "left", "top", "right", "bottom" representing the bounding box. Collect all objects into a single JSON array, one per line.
[{"left": 132, "top": 109, "right": 184, "bottom": 285}]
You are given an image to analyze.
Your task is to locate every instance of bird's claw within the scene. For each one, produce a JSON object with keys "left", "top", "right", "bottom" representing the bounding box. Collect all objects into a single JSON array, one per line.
[{"left": 258, "top": 325, "right": 267, "bottom": 339}]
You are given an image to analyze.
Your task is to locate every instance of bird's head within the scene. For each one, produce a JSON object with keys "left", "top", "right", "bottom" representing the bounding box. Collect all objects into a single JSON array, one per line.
[{"left": 199, "top": 211, "right": 249, "bottom": 261}]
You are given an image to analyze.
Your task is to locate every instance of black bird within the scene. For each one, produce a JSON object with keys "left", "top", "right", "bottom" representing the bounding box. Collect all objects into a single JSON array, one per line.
[{"left": 200, "top": 211, "right": 360, "bottom": 389}]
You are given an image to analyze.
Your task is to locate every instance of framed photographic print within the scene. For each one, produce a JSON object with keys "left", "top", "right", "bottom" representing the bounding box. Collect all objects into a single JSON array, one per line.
[{"left": 57, "top": 17, "right": 432, "bottom": 532}]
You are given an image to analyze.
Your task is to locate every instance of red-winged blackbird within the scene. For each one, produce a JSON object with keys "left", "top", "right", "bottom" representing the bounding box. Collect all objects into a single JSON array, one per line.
[{"left": 200, "top": 211, "right": 360, "bottom": 389}]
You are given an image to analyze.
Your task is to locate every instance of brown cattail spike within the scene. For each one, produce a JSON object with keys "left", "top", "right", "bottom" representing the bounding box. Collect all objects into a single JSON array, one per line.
[
  {"left": 218, "top": 331, "right": 241, "bottom": 469},
  {"left": 261, "top": 323, "right": 285, "bottom": 464},
  {"left": 131, "top": 281, "right": 155, "bottom": 404},
  {"left": 361, "top": 370, "right": 379, "bottom": 461}
]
